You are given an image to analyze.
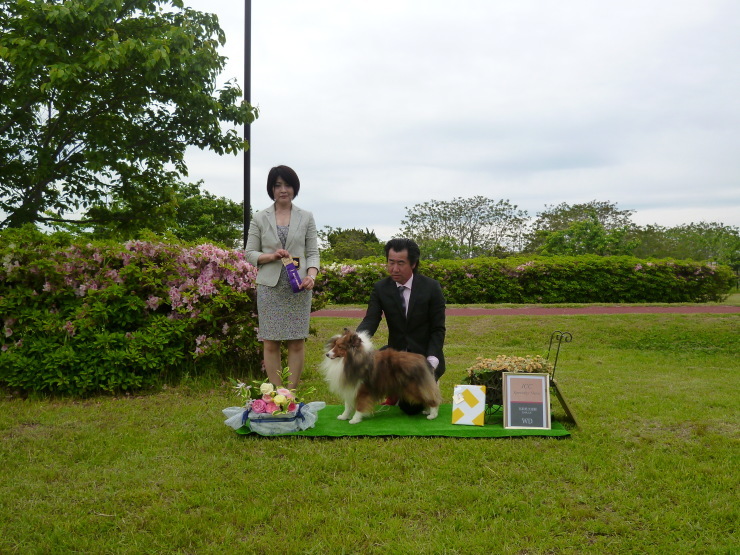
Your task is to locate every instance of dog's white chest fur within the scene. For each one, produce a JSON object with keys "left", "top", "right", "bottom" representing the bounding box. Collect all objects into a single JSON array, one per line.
[{"left": 319, "top": 356, "right": 356, "bottom": 397}]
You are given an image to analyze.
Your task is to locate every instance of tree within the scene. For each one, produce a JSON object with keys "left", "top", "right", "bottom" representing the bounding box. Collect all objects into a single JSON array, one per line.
[
  {"left": 416, "top": 236, "right": 464, "bottom": 260},
  {"left": 399, "top": 196, "right": 528, "bottom": 258},
  {"left": 632, "top": 222, "right": 740, "bottom": 269},
  {"left": 0, "top": 0, "right": 257, "bottom": 230},
  {"left": 319, "top": 227, "right": 384, "bottom": 261},
  {"left": 537, "top": 212, "right": 639, "bottom": 256},
  {"left": 525, "top": 200, "right": 635, "bottom": 252},
  {"left": 75, "top": 181, "right": 244, "bottom": 247}
]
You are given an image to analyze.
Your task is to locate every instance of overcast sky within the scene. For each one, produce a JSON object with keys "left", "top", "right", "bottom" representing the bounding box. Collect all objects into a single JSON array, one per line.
[{"left": 183, "top": 0, "right": 740, "bottom": 240}]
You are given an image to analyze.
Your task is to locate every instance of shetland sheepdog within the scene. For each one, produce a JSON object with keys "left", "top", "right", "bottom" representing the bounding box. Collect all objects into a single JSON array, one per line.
[{"left": 320, "top": 328, "right": 442, "bottom": 424}]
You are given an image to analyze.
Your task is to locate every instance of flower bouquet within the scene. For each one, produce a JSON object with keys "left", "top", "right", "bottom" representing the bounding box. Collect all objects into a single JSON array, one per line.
[
  {"left": 464, "top": 355, "right": 554, "bottom": 407},
  {"left": 222, "top": 368, "right": 325, "bottom": 436}
]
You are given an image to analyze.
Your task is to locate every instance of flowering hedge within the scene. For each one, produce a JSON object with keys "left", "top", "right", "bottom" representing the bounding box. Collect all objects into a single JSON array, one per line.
[
  {"left": 317, "top": 255, "right": 734, "bottom": 304},
  {"left": 2, "top": 227, "right": 733, "bottom": 396},
  {"left": 0, "top": 227, "right": 328, "bottom": 395}
]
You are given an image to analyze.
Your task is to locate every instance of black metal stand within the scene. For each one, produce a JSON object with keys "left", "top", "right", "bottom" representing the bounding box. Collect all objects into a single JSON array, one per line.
[{"left": 546, "top": 331, "right": 578, "bottom": 428}]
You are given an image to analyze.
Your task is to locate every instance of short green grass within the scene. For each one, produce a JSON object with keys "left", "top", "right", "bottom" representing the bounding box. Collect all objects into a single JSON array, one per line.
[{"left": 1, "top": 313, "right": 738, "bottom": 553}]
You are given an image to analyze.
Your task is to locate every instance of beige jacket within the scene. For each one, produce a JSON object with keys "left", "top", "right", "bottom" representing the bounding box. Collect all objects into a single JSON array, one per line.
[{"left": 245, "top": 203, "right": 320, "bottom": 287}]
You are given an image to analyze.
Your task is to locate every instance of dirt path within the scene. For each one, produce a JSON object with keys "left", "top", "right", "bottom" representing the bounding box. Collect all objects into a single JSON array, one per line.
[{"left": 312, "top": 305, "right": 740, "bottom": 317}]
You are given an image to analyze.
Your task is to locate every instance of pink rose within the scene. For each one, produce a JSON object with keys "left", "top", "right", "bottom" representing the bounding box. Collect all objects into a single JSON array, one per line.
[
  {"left": 251, "top": 399, "right": 268, "bottom": 413},
  {"left": 262, "top": 394, "right": 273, "bottom": 402},
  {"left": 264, "top": 402, "right": 279, "bottom": 414},
  {"left": 277, "top": 388, "right": 294, "bottom": 399},
  {"left": 288, "top": 403, "right": 298, "bottom": 412}
]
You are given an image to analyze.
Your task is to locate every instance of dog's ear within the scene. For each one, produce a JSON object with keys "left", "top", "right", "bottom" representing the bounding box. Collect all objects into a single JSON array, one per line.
[
  {"left": 343, "top": 327, "right": 351, "bottom": 335},
  {"left": 349, "top": 333, "right": 362, "bottom": 349}
]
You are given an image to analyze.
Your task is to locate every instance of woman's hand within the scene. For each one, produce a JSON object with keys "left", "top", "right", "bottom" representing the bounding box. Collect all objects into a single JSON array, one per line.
[
  {"left": 300, "top": 275, "right": 315, "bottom": 291},
  {"left": 274, "top": 249, "right": 290, "bottom": 261}
]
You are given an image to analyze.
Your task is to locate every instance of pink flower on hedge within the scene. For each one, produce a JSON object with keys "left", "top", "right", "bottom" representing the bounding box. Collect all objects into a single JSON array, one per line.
[
  {"left": 198, "top": 281, "right": 217, "bottom": 297},
  {"left": 251, "top": 399, "right": 268, "bottom": 413},
  {"left": 63, "top": 321, "right": 76, "bottom": 337},
  {"left": 169, "top": 287, "right": 183, "bottom": 308},
  {"left": 4, "top": 327, "right": 11, "bottom": 338},
  {"left": 1, "top": 345, "right": 7, "bottom": 352},
  {"left": 105, "top": 269, "right": 122, "bottom": 283},
  {"left": 146, "top": 296, "right": 162, "bottom": 310}
]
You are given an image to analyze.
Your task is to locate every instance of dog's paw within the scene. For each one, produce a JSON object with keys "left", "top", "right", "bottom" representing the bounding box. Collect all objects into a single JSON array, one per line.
[
  {"left": 337, "top": 414, "right": 350, "bottom": 420},
  {"left": 426, "top": 407, "right": 439, "bottom": 420},
  {"left": 349, "top": 414, "right": 363, "bottom": 424},
  {"left": 422, "top": 409, "right": 430, "bottom": 415}
]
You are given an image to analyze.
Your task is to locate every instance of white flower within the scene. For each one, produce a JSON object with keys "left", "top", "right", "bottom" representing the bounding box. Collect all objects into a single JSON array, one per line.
[
  {"left": 233, "top": 381, "right": 248, "bottom": 392},
  {"left": 260, "top": 383, "right": 274, "bottom": 395},
  {"left": 273, "top": 394, "right": 287, "bottom": 406}
]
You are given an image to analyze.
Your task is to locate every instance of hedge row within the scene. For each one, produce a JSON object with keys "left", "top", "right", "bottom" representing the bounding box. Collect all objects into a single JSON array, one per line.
[
  {"left": 1, "top": 229, "right": 733, "bottom": 395},
  {"left": 317, "top": 256, "right": 734, "bottom": 304}
]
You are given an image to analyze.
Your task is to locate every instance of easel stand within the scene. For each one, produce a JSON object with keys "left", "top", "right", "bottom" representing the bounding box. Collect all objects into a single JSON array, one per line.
[{"left": 547, "top": 331, "right": 578, "bottom": 429}]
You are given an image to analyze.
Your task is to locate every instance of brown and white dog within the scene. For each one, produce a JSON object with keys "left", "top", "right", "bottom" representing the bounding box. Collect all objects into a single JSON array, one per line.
[{"left": 320, "top": 328, "right": 442, "bottom": 424}]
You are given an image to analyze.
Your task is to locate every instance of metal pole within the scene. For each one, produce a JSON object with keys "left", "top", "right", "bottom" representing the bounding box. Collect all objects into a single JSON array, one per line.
[{"left": 243, "top": 0, "right": 252, "bottom": 248}]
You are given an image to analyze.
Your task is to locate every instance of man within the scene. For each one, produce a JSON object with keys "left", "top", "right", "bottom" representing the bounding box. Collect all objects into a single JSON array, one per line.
[{"left": 356, "top": 238, "right": 446, "bottom": 413}]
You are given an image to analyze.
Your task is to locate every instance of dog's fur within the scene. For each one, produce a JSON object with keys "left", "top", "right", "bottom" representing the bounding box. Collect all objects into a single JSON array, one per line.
[{"left": 320, "top": 328, "right": 442, "bottom": 424}]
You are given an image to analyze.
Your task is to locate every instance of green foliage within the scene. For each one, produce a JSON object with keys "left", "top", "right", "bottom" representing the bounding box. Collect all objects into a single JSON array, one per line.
[
  {"left": 632, "top": 222, "right": 740, "bottom": 270},
  {"left": 317, "top": 256, "right": 734, "bottom": 304},
  {"left": 170, "top": 183, "right": 244, "bottom": 247},
  {"left": 0, "top": 0, "right": 257, "bottom": 229},
  {"left": 317, "top": 260, "right": 387, "bottom": 304},
  {"left": 416, "top": 236, "right": 465, "bottom": 260},
  {"left": 399, "top": 196, "right": 528, "bottom": 257},
  {"left": 319, "top": 227, "right": 384, "bottom": 262},
  {"left": 0, "top": 227, "right": 327, "bottom": 394},
  {"left": 537, "top": 212, "right": 639, "bottom": 256},
  {"left": 77, "top": 181, "right": 244, "bottom": 247},
  {"left": 525, "top": 200, "right": 636, "bottom": 252}
]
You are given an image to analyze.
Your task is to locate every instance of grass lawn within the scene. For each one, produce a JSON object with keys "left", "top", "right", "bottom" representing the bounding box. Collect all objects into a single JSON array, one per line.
[{"left": 1, "top": 312, "right": 738, "bottom": 553}]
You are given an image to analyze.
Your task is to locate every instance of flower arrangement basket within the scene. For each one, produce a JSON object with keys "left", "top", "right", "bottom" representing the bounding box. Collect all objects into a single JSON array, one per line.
[
  {"left": 222, "top": 370, "right": 325, "bottom": 435},
  {"left": 464, "top": 355, "right": 554, "bottom": 408}
]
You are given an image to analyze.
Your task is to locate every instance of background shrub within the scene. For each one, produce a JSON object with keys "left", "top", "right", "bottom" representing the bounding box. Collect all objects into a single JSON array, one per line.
[
  {"left": 0, "top": 226, "right": 328, "bottom": 395},
  {"left": 317, "top": 255, "right": 734, "bottom": 304}
]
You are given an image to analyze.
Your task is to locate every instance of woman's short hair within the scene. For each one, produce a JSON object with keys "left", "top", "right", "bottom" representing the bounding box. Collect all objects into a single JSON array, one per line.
[
  {"left": 385, "top": 238, "right": 421, "bottom": 271},
  {"left": 266, "top": 165, "right": 300, "bottom": 200}
]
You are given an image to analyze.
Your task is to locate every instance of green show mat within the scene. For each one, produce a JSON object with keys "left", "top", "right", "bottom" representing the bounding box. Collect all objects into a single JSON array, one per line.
[{"left": 235, "top": 404, "right": 571, "bottom": 438}]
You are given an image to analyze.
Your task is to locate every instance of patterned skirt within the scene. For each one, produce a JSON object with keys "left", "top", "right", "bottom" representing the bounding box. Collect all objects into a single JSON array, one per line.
[{"left": 256, "top": 269, "right": 312, "bottom": 341}]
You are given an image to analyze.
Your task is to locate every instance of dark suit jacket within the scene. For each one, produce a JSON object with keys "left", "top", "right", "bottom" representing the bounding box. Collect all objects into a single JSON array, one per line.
[{"left": 356, "top": 273, "right": 446, "bottom": 379}]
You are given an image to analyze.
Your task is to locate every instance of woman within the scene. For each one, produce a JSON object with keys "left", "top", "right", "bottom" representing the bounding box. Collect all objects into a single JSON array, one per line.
[{"left": 245, "top": 165, "right": 320, "bottom": 388}]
